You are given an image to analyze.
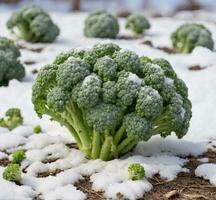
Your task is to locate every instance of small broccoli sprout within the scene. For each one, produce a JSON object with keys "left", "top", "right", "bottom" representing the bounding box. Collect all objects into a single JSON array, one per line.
[
  {"left": 126, "top": 14, "right": 150, "bottom": 34},
  {"left": 12, "top": 150, "right": 26, "bottom": 164},
  {"left": 128, "top": 163, "right": 145, "bottom": 181},
  {"left": 7, "top": 5, "right": 59, "bottom": 43},
  {"left": 0, "top": 37, "right": 25, "bottom": 86},
  {"left": 33, "top": 124, "right": 42, "bottom": 134},
  {"left": 84, "top": 10, "right": 119, "bottom": 38},
  {"left": 3, "top": 163, "right": 21, "bottom": 182},
  {"left": 32, "top": 43, "right": 192, "bottom": 161},
  {"left": 0, "top": 108, "right": 23, "bottom": 130},
  {"left": 171, "top": 23, "right": 214, "bottom": 53}
]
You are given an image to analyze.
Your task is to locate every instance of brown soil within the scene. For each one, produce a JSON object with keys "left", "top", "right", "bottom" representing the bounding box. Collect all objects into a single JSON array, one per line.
[
  {"left": 17, "top": 43, "right": 44, "bottom": 53},
  {"left": 0, "top": 157, "right": 10, "bottom": 167},
  {"left": 118, "top": 35, "right": 141, "bottom": 40},
  {"left": 141, "top": 40, "right": 177, "bottom": 54},
  {"left": 189, "top": 65, "right": 208, "bottom": 71},
  {"left": 31, "top": 69, "right": 39, "bottom": 74},
  {"left": 116, "top": 10, "right": 131, "bottom": 18},
  {"left": 74, "top": 176, "right": 106, "bottom": 200},
  {"left": 37, "top": 169, "right": 63, "bottom": 178},
  {"left": 74, "top": 151, "right": 216, "bottom": 200},
  {"left": 24, "top": 60, "right": 36, "bottom": 65}
]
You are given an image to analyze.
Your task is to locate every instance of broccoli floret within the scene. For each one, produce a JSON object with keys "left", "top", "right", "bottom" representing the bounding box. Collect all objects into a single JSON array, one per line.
[
  {"left": 171, "top": 23, "right": 214, "bottom": 53},
  {"left": 116, "top": 71, "right": 141, "bottom": 108},
  {"left": 136, "top": 86, "right": 163, "bottom": 119},
  {"left": 0, "top": 108, "right": 23, "bottom": 130},
  {"left": 102, "top": 81, "right": 117, "bottom": 104},
  {"left": 84, "top": 10, "right": 119, "bottom": 38},
  {"left": 94, "top": 56, "right": 118, "bottom": 81},
  {"left": 3, "top": 164, "right": 21, "bottom": 182},
  {"left": 92, "top": 43, "right": 120, "bottom": 58},
  {"left": 32, "top": 43, "right": 192, "bottom": 161},
  {"left": 7, "top": 5, "right": 59, "bottom": 43},
  {"left": 126, "top": 14, "right": 150, "bottom": 34},
  {"left": 143, "top": 63, "right": 165, "bottom": 90},
  {"left": 0, "top": 37, "right": 25, "bottom": 86},
  {"left": 128, "top": 163, "right": 145, "bottom": 181},
  {"left": 33, "top": 124, "right": 42, "bottom": 134},
  {"left": 12, "top": 150, "right": 25, "bottom": 164},
  {"left": 114, "top": 49, "right": 141, "bottom": 74}
]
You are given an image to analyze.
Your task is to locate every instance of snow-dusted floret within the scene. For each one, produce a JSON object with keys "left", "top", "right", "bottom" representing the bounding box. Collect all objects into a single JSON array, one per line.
[
  {"left": 32, "top": 43, "right": 192, "bottom": 161},
  {"left": 7, "top": 5, "right": 59, "bottom": 43},
  {"left": 3, "top": 163, "right": 21, "bottom": 182},
  {"left": 171, "top": 23, "right": 214, "bottom": 53},
  {"left": 84, "top": 10, "right": 119, "bottom": 38},
  {"left": 126, "top": 14, "right": 150, "bottom": 34}
]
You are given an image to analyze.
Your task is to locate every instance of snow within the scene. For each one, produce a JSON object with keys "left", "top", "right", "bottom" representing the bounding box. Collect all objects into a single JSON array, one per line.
[
  {"left": 195, "top": 163, "right": 216, "bottom": 185},
  {"left": 1, "top": 10, "right": 216, "bottom": 200},
  {"left": 127, "top": 72, "right": 142, "bottom": 85}
]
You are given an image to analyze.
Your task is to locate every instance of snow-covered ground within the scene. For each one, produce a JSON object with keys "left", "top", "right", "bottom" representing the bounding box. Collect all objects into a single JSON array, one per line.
[{"left": 0, "top": 11, "right": 216, "bottom": 200}]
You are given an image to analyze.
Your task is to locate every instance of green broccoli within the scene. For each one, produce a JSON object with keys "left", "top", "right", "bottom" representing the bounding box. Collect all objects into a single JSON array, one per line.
[
  {"left": 12, "top": 150, "right": 26, "bottom": 164},
  {"left": 84, "top": 10, "right": 119, "bottom": 38},
  {"left": 0, "top": 108, "right": 23, "bottom": 130},
  {"left": 171, "top": 23, "right": 214, "bottom": 53},
  {"left": 125, "top": 14, "right": 150, "bottom": 34},
  {"left": 7, "top": 5, "right": 60, "bottom": 43},
  {"left": 128, "top": 163, "right": 145, "bottom": 180},
  {"left": 32, "top": 42, "right": 192, "bottom": 161},
  {"left": 0, "top": 37, "right": 25, "bottom": 86},
  {"left": 33, "top": 124, "right": 42, "bottom": 134},
  {"left": 3, "top": 164, "right": 21, "bottom": 182}
]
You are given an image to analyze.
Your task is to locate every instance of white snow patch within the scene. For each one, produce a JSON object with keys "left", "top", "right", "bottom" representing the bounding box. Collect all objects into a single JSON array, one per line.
[{"left": 195, "top": 163, "right": 216, "bottom": 185}]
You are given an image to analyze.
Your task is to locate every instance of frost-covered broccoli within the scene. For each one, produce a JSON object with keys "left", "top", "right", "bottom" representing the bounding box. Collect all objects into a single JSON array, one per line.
[
  {"left": 7, "top": 5, "right": 60, "bottom": 43},
  {"left": 128, "top": 163, "right": 145, "bottom": 180},
  {"left": 32, "top": 42, "right": 192, "bottom": 161},
  {"left": 33, "top": 124, "right": 42, "bottom": 134},
  {"left": 0, "top": 108, "right": 23, "bottom": 130},
  {"left": 171, "top": 23, "right": 214, "bottom": 53},
  {"left": 84, "top": 10, "right": 119, "bottom": 38},
  {"left": 0, "top": 37, "right": 25, "bottom": 86},
  {"left": 3, "top": 164, "right": 21, "bottom": 182},
  {"left": 125, "top": 14, "right": 150, "bottom": 34},
  {"left": 12, "top": 150, "right": 25, "bottom": 164}
]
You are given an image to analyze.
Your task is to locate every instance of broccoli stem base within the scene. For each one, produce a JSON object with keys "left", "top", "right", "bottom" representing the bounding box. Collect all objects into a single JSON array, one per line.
[{"left": 45, "top": 103, "right": 138, "bottom": 161}]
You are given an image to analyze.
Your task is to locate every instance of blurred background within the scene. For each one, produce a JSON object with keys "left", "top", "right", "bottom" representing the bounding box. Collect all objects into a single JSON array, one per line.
[{"left": 1, "top": 0, "right": 216, "bottom": 16}]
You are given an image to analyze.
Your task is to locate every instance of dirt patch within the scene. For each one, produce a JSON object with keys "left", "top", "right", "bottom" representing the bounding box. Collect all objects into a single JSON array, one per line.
[
  {"left": 32, "top": 69, "right": 39, "bottom": 74},
  {"left": 189, "top": 65, "right": 208, "bottom": 71},
  {"left": 116, "top": 10, "right": 131, "bottom": 18},
  {"left": 74, "top": 176, "right": 106, "bottom": 200},
  {"left": 37, "top": 169, "right": 63, "bottom": 178},
  {"left": 0, "top": 157, "right": 10, "bottom": 167},
  {"left": 73, "top": 150, "right": 216, "bottom": 200},
  {"left": 141, "top": 40, "right": 177, "bottom": 54},
  {"left": 24, "top": 60, "right": 36, "bottom": 65},
  {"left": 17, "top": 43, "right": 44, "bottom": 53},
  {"left": 66, "top": 143, "right": 79, "bottom": 149},
  {"left": 117, "top": 35, "right": 141, "bottom": 40}
]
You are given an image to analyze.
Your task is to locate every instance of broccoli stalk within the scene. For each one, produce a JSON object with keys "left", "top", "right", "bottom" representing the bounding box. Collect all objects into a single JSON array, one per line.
[{"left": 32, "top": 43, "right": 192, "bottom": 161}]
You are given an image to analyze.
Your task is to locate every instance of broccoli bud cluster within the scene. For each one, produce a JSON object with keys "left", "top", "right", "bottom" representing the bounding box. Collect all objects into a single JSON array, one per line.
[
  {"left": 125, "top": 14, "right": 150, "bottom": 34},
  {"left": 171, "top": 23, "right": 214, "bottom": 53},
  {"left": 32, "top": 43, "right": 192, "bottom": 161},
  {"left": 84, "top": 10, "right": 119, "bottom": 38},
  {"left": 7, "top": 5, "right": 60, "bottom": 43},
  {"left": 0, "top": 37, "right": 25, "bottom": 86}
]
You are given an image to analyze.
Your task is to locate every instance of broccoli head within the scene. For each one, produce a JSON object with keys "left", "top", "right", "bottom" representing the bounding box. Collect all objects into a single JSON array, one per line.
[
  {"left": 7, "top": 5, "right": 60, "bottom": 43},
  {"left": 84, "top": 10, "right": 119, "bottom": 38},
  {"left": 0, "top": 37, "right": 25, "bottom": 86},
  {"left": 171, "top": 23, "right": 214, "bottom": 53},
  {"left": 3, "top": 164, "right": 21, "bottom": 182},
  {"left": 32, "top": 42, "right": 192, "bottom": 161},
  {"left": 125, "top": 14, "right": 150, "bottom": 34},
  {"left": 128, "top": 163, "right": 145, "bottom": 180},
  {"left": 12, "top": 150, "right": 26, "bottom": 164},
  {"left": 33, "top": 124, "right": 42, "bottom": 134},
  {"left": 0, "top": 108, "right": 23, "bottom": 130}
]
